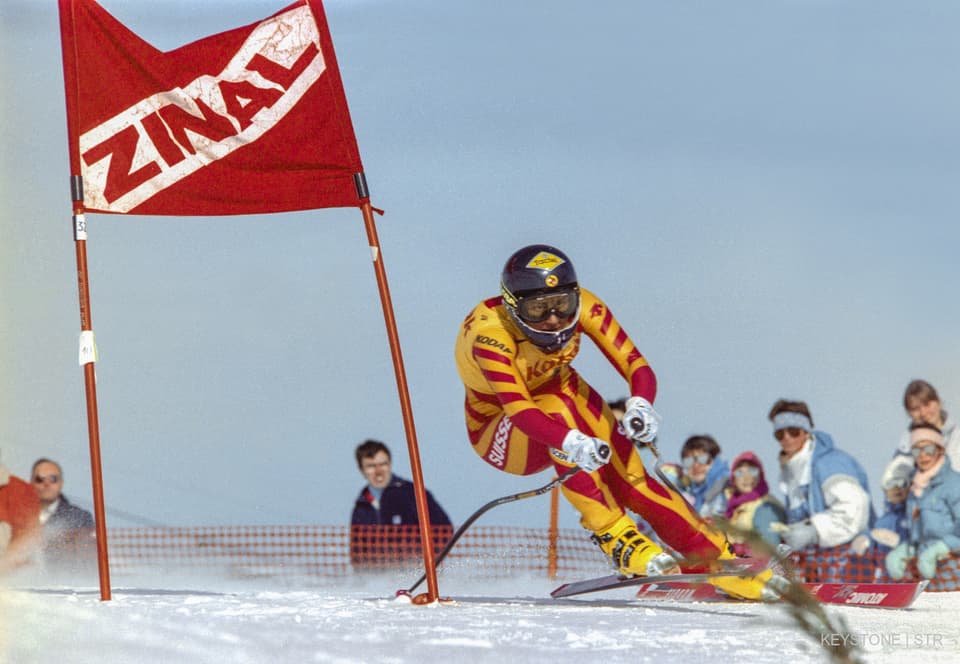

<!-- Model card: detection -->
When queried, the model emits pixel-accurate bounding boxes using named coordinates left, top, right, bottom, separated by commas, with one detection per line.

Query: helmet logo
left=525, top=251, right=566, bottom=271
left=545, top=274, right=559, bottom=287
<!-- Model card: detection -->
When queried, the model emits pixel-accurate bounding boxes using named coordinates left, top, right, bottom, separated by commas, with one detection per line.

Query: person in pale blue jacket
left=678, top=435, right=729, bottom=518
left=887, top=424, right=960, bottom=581
left=768, top=399, right=874, bottom=552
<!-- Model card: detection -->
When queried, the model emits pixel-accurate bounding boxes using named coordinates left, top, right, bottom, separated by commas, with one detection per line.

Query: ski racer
left=454, top=244, right=780, bottom=600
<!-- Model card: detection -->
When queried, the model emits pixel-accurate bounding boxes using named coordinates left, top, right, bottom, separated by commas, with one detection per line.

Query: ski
left=550, top=556, right=774, bottom=599
left=624, top=579, right=927, bottom=609
left=551, top=569, right=757, bottom=599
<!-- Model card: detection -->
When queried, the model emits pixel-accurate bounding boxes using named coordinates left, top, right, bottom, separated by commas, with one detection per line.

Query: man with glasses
left=0, top=453, right=41, bottom=574
left=768, top=399, right=873, bottom=557
left=349, top=440, right=451, bottom=568
left=31, top=458, right=95, bottom=570
left=454, top=244, right=783, bottom=601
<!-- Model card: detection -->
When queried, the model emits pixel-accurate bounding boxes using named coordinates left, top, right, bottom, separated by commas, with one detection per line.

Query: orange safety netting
left=94, top=526, right=960, bottom=590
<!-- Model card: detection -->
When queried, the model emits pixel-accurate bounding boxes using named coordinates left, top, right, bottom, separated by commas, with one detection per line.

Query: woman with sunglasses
left=886, top=424, right=960, bottom=582
left=769, top=399, right=873, bottom=562
left=723, top=451, right=785, bottom=556
left=678, top=435, right=729, bottom=519
left=454, top=244, right=783, bottom=601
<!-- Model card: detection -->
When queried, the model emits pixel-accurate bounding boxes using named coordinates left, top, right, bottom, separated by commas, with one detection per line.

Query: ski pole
left=400, top=464, right=582, bottom=597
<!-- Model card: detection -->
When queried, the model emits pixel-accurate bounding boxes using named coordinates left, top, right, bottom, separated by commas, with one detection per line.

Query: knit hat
left=910, top=425, right=944, bottom=448
left=880, top=461, right=913, bottom=490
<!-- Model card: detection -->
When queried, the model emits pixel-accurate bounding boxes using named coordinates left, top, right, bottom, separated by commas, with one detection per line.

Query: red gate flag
left=58, top=0, right=364, bottom=215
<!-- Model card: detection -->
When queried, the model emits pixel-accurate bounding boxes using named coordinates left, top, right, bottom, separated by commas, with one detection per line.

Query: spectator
left=31, top=458, right=95, bottom=569
left=723, top=451, right=786, bottom=555
left=854, top=462, right=911, bottom=555
left=0, top=453, right=41, bottom=575
left=886, top=424, right=960, bottom=580
left=349, top=440, right=452, bottom=567
left=769, top=399, right=873, bottom=552
left=886, top=380, right=960, bottom=481
left=678, top=435, right=729, bottom=518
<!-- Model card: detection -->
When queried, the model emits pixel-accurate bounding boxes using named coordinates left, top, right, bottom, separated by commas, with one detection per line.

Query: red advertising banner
left=58, top=0, right=364, bottom=215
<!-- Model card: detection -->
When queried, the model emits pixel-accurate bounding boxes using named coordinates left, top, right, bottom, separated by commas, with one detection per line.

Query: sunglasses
left=733, top=466, right=760, bottom=480
left=911, top=443, right=941, bottom=459
left=774, top=427, right=806, bottom=442
left=682, top=452, right=712, bottom=468
left=33, top=474, right=61, bottom=484
left=516, top=289, right=578, bottom=323
left=883, top=478, right=910, bottom=491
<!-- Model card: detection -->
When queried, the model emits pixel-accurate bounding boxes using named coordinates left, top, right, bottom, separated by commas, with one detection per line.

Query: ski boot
left=591, top=515, right=680, bottom=577
left=707, top=546, right=789, bottom=601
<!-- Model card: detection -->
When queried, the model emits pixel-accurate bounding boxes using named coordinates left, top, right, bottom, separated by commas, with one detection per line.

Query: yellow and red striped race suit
left=454, top=287, right=728, bottom=563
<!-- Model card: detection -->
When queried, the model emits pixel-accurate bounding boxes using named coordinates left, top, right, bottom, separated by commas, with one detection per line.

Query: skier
left=454, top=244, right=780, bottom=600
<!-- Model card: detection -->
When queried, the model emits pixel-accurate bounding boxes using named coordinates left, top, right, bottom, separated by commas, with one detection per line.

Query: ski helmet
left=500, top=244, right=580, bottom=351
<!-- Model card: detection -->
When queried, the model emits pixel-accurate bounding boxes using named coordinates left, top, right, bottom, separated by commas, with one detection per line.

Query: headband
left=910, top=426, right=944, bottom=448
left=771, top=411, right=812, bottom=433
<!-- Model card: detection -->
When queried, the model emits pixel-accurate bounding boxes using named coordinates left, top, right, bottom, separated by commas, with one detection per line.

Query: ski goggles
left=882, top=477, right=910, bottom=490
left=774, top=427, right=806, bottom=442
left=733, top=465, right=760, bottom=480
left=681, top=452, right=712, bottom=468
left=911, top=443, right=941, bottom=459
left=515, top=289, right=579, bottom=323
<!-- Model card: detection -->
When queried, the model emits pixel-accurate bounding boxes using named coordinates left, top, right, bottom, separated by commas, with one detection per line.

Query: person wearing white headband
left=768, top=399, right=874, bottom=569
left=886, top=423, right=960, bottom=581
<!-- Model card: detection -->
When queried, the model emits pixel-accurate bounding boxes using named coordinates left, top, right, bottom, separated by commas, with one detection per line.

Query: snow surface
left=4, top=569, right=959, bottom=664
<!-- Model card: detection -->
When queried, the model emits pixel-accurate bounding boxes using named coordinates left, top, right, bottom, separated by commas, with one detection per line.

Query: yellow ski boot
left=707, top=547, right=786, bottom=601
left=591, top=515, right=680, bottom=576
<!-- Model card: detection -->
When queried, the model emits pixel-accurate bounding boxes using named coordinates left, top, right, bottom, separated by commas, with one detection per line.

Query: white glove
left=561, top=429, right=611, bottom=472
left=621, top=396, right=661, bottom=443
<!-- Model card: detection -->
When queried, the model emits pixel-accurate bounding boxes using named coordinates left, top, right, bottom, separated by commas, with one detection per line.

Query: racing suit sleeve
left=578, top=288, right=657, bottom=402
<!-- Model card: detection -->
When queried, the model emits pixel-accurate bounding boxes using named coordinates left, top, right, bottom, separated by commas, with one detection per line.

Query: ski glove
left=885, top=542, right=914, bottom=580
left=561, top=429, right=611, bottom=472
left=780, top=521, right=818, bottom=551
left=917, top=539, right=950, bottom=579
left=620, top=396, right=661, bottom=443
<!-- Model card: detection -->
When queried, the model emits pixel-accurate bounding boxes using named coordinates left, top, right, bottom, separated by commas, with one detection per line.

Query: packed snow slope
left=4, top=572, right=959, bottom=664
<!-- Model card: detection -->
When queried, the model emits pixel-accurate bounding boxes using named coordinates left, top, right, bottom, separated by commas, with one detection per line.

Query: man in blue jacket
left=768, top=400, right=874, bottom=552
left=349, top=440, right=451, bottom=568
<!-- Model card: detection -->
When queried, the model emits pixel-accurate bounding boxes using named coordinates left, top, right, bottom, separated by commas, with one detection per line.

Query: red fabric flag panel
left=58, top=0, right=364, bottom=215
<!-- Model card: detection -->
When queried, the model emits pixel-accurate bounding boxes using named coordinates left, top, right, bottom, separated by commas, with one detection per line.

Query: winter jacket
left=42, top=495, right=96, bottom=568
left=683, top=457, right=730, bottom=518
left=907, top=461, right=960, bottom=553
left=349, top=475, right=452, bottom=567
left=779, top=430, right=874, bottom=547
left=350, top=475, right=451, bottom=527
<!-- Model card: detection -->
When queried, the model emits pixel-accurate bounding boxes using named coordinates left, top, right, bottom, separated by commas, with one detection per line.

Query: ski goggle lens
left=682, top=452, right=712, bottom=468
left=733, top=465, right=760, bottom=480
left=516, top=290, right=578, bottom=323
left=911, top=443, right=940, bottom=459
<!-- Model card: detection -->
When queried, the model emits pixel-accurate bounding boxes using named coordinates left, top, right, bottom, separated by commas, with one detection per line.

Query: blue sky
left=2, top=0, right=959, bottom=533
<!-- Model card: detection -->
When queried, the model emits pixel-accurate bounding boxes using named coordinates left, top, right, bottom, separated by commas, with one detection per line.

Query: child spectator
left=886, top=424, right=960, bottom=580
left=723, top=452, right=785, bottom=556
left=678, top=435, right=729, bottom=518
